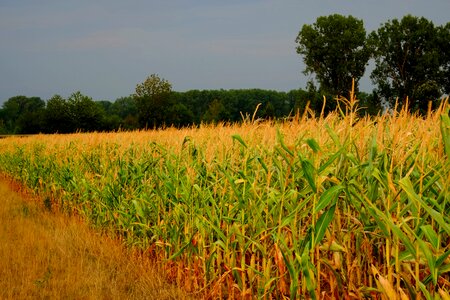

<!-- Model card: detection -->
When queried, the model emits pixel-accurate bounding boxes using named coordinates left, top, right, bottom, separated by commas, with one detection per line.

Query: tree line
left=0, top=88, right=379, bottom=134
left=1, top=14, right=448, bottom=134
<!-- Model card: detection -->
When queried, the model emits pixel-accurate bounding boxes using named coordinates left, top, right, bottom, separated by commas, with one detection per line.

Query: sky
left=1, top=0, right=449, bottom=104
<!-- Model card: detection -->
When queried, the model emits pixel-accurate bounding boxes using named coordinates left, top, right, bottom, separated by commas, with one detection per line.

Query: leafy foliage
left=1, top=96, right=45, bottom=134
left=133, top=74, right=173, bottom=128
left=296, top=14, right=370, bottom=96
left=369, top=15, right=449, bottom=110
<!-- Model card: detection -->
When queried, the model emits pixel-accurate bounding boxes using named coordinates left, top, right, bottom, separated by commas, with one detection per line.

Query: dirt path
left=0, top=178, right=189, bottom=299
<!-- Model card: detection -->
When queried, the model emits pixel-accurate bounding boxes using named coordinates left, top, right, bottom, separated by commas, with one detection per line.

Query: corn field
left=0, top=91, right=449, bottom=299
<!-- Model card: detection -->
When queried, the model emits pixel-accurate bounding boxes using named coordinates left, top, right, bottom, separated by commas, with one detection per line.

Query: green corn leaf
left=232, top=268, right=243, bottom=290
left=306, top=138, right=320, bottom=153
left=437, top=263, right=450, bottom=277
left=420, top=225, right=439, bottom=250
left=364, top=199, right=417, bottom=257
left=436, top=249, right=450, bottom=269
left=314, top=204, right=336, bottom=247
left=415, top=236, right=437, bottom=285
left=301, top=159, right=316, bottom=193
left=318, top=148, right=343, bottom=175
left=279, top=214, right=295, bottom=229
left=440, top=107, right=450, bottom=157
left=257, top=156, right=268, bottom=173
left=168, top=238, right=192, bottom=261
left=400, top=177, right=450, bottom=235
left=214, top=240, right=227, bottom=251
left=300, top=248, right=317, bottom=300
left=132, top=199, right=145, bottom=219
left=417, top=280, right=433, bottom=300
left=365, top=206, right=390, bottom=237
left=325, top=124, right=341, bottom=147
left=389, top=222, right=417, bottom=260
left=278, top=239, right=299, bottom=299
left=201, top=217, right=227, bottom=243
left=231, top=134, right=247, bottom=148
left=314, top=185, right=343, bottom=214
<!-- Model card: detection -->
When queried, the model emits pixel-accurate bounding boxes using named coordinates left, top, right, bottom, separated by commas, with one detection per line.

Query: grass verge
left=0, top=177, right=189, bottom=300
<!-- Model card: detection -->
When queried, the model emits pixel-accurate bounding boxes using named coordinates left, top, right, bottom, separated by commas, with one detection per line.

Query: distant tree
left=44, top=95, right=72, bottom=133
left=0, top=118, right=7, bottom=134
left=166, top=102, right=194, bottom=127
left=1, top=96, right=45, bottom=133
left=101, top=114, right=122, bottom=131
left=110, top=96, right=139, bottom=130
left=122, top=115, right=139, bottom=130
left=67, top=91, right=105, bottom=132
left=133, top=74, right=172, bottom=128
left=368, top=15, right=449, bottom=111
left=96, top=100, right=113, bottom=114
left=203, top=99, right=229, bottom=123
left=111, top=96, right=138, bottom=120
left=296, top=14, right=370, bottom=96
left=261, top=101, right=275, bottom=119
left=93, top=101, right=121, bottom=131
left=17, top=109, right=45, bottom=134
left=287, top=89, right=310, bottom=115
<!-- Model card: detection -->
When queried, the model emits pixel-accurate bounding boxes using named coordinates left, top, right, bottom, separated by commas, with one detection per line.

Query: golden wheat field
left=0, top=93, right=449, bottom=299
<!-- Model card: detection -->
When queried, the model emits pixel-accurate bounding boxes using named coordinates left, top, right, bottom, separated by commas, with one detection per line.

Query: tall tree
left=133, top=74, right=172, bottom=128
left=296, top=14, right=370, bottom=96
left=369, top=15, right=448, bottom=110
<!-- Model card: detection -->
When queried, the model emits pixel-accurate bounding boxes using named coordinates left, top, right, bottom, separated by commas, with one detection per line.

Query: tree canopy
left=369, top=15, right=449, bottom=110
left=133, top=74, right=173, bottom=128
left=296, top=14, right=370, bottom=96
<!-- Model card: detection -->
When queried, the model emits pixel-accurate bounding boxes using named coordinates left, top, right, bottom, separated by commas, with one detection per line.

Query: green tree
left=1, top=96, right=45, bottom=133
left=369, top=15, right=449, bottom=110
left=110, top=96, right=139, bottom=130
left=111, top=97, right=138, bottom=119
left=166, top=102, right=194, bottom=128
left=0, top=119, right=6, bottom=134
left=296, top=14, right=370, bottom=96
left=67, top=91, right=105, bottom=132
left=133, top=74, right=172, bottom=128
left=261, top=101, right=275, bottom=119
left=203, top=99, right=229, bottom=123
left=44, top=95, right=72, bottom=133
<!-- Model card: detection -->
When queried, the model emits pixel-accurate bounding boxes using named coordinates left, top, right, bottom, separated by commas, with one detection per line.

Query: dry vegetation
left=0, top=89, right=449, bottom=299
left=0, top=178, right=188, bottom=300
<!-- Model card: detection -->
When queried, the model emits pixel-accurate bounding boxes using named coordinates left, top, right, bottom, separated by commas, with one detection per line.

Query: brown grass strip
left=0, top=178, right=190, bottom=300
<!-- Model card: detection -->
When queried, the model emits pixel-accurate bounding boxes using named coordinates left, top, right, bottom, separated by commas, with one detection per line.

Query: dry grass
left=0, top=178, right=189, bottom=300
